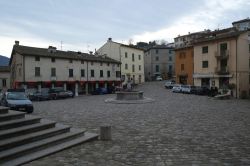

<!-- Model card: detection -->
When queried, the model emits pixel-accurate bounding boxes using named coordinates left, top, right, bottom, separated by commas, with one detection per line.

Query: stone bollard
left=100, top=126, right=112, bottom=141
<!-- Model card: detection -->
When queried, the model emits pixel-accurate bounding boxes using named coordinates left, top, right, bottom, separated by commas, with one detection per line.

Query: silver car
left=172, top=84, right=183, bottom=93
left=1, top=92, right=33, bottom=113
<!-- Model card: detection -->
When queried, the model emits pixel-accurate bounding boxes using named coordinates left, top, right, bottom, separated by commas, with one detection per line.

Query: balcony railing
left=214, top=50, right=229, bottom=60
left=215, top=66, right=229, bottom=74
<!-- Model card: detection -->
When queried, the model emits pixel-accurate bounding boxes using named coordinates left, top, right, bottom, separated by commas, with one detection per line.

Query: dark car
left=195, top=86, right=211, bottom=95
left=29, top=91, right=50, bottom=101
left=48, top=88, right=68, bottom=99
left=91, top=88, right=108, bottom=95
left=1, top=91, right=33, bottom=113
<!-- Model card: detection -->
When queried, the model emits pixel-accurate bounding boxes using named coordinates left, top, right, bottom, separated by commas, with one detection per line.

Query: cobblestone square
left=26, top=82, right=250, bottom=166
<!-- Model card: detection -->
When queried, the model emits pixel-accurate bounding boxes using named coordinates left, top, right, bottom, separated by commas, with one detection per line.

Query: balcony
left=214, top=50, right=229, bottom=60
left=215, top=66, right=229, bottom=75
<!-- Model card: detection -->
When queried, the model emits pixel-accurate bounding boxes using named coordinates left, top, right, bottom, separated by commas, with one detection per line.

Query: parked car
left=29, top=91, right=50, bottom=101
left=0, top=91, right=33, bottom=113
left=181, top=85, right=197, bottom=94
left=91, top=88, right=108, bottom=95
left=164, top=80, right=176, bottom=89
left=195, top=86, right=211, bottom=95
left=190, top=86, right=199, bottom=94
left=156, top=76, right=163, bottom=81
left=172, top=84, right=183, bottom=93
left=65, top=90, right=74, bottom=98
left=48, top=88, right=68, bottom=99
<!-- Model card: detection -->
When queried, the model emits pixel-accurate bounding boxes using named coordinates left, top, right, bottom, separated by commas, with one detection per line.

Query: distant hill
left=0, top=55, right=10, bottom=66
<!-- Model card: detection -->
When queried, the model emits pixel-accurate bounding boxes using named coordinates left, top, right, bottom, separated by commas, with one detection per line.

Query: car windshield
left=7, top=92, right=28, bottom=100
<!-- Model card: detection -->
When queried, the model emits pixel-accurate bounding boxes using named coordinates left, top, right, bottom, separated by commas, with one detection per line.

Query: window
left=69, top=59, right=73, bottom=63
left=117, top=64, right=120, bottom=67
left=100, top=62, right=103, bottom=66
left=69, top=69, right=73, bottom=77
left=91, top=62, right=94, bottom=65
left=35, top=67, right=40, bottom=76
left=169, top=56, right=172, bottom=61
left=100, top=70, right=103, bottom=77
left=169, top=50, right=172, bottom=54
left=81, top=69, right=85, bottom=77
left=156, top=49, right=159, bottom=54
left=116, top=71, right=121, bottom=78
left=169, top=65, right=172, bottom=72
left=35, top=56, right=40, bottom=61
left=51, top=57, right=55, bottom=63
left=180, top=52, right=186, bottom=58
left=107, top=71, right=111, bottom=78
left=249, top=44, right=250, bottom=53
left=249, top=74, right=250, bottom=84
left=139, top=65, right=141, bottom=71
left=181, top=64, right=184, bottom=71
left=51, top=68, right=56, bottom=77
left=81, top=60, right=84, bottom=64
left=125, top=64, right=128, bottom=70
left=202, top=61, right=208, bottom=68
left=155, top=65, right=159, bottom=72
left=132, top=65, right=135, bottom=72
left=202, top=46, right=208, bottom=53
left=132, top=53, right=135, bottom=61
left=125, top=52, right=128, bottom=58
left=91, top=70, right=95, bottom=77
left=19, top=68, right=22, bottom=76
left=155, top=56, right=159, bottom=61
left=107, top=63, right=110, bottom=66
left=2, top=79, right=6, bottom=87
left=138, top=55, right=141, bottom=60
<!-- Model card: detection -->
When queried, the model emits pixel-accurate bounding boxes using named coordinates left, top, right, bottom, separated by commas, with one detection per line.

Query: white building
left=97, top=38, right=145, bottom=84
left=0, top=66, right=10, bottom=91
left=232, top=18, right=250, bottom=31
left=9, top=41, right=121, bottom=95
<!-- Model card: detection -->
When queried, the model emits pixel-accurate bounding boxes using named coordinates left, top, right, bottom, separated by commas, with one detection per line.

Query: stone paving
left=25, top=82, right=250, bottom=166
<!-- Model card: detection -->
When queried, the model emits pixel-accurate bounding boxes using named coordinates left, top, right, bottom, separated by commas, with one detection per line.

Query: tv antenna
left=60, top=41, right=63, bottom=50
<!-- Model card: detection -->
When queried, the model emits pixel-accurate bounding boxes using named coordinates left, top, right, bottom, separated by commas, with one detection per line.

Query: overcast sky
left=0, top=0, right=249, bottom=57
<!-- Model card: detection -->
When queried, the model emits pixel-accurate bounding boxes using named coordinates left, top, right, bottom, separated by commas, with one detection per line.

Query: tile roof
left=11, top=45, right=121, bottom=64
left=232, top=18, right=250, bottom=24
left=192, top=28, right=247, bottom=44
left=0, top=66, right=10, bottom=72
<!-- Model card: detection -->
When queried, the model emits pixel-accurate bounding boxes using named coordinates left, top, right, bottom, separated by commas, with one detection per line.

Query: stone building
left=193, top=28, right=250, bottom=98
left=9, top=41, right=121, bottom=95
left=144, top=45, right=175, bottom=81
left=0, top=66, right=10, bottom=91
left=97, top=38, right=145, bottom=84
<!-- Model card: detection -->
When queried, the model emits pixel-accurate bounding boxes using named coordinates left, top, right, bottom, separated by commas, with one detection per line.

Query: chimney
left=15, top=41, right=19, bottom=45
left=108, top=38, right=112, bottom=42
left=48, top=46, right=57, bottom=53
left=89, top=51, right=93, bottom=55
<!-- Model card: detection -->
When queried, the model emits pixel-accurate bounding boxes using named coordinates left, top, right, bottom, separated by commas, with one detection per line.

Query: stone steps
left=0, top=106, right=98, bottom=166
left=0, top=110, right=25, bottom=122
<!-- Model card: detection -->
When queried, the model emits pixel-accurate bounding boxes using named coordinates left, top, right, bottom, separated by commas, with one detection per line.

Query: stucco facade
left=193, top=30, right=250, bottom=98
left=10, top=42, right=121, bottom=95
left=175, top=47, right=194, bottom=85
left=97, top=39, right=145, bottom=84
left=144, top=46, right=175, bottom=81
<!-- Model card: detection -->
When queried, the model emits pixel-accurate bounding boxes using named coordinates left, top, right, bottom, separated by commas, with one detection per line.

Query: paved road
left=26, top=82, right=250, bottom=166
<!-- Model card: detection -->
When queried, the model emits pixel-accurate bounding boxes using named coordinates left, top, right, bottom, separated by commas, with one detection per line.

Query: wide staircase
left=0, top=106, right=98, bottom=166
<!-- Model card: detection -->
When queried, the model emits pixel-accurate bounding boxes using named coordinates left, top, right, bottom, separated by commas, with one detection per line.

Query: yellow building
left=193, top=28, right=250, bottom=98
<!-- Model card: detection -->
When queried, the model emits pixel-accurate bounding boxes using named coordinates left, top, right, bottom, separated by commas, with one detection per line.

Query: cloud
left=131, top=0, right=250, bottom=43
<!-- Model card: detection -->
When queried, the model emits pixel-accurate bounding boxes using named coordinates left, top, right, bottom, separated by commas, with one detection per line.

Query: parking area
left=26, top=81, right=250, bottom=166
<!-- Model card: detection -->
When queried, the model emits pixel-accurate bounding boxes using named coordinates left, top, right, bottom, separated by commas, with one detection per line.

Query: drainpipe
left=236, top=38, right=238, bottom=98
left=86, top=61, right=89, bottom=94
